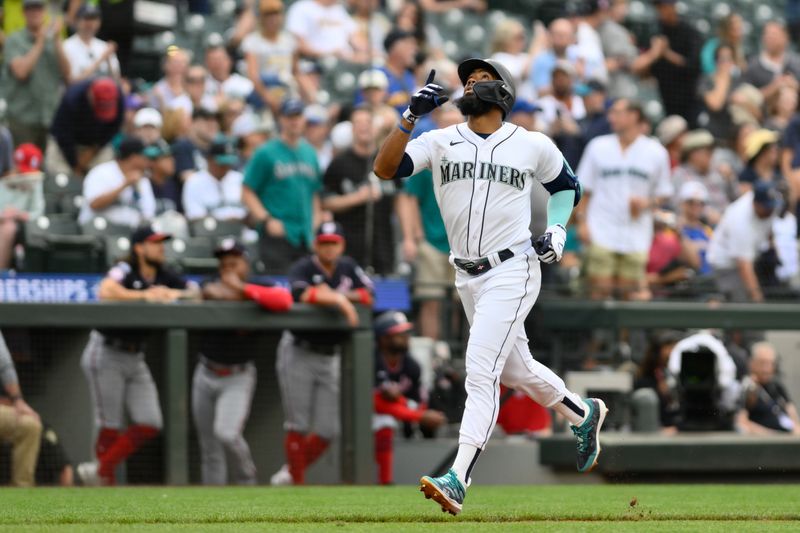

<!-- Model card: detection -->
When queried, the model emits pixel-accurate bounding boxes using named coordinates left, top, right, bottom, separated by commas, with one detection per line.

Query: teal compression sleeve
left=546, top=189, right=576, bottom=228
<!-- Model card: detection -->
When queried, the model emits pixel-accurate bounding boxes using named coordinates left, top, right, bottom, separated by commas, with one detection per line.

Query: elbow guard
left=543, top=161, right=582, bottom=206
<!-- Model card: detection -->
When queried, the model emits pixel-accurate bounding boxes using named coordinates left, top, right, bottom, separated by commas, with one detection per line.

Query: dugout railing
left=3, top=300, right=800, bottom=484
left=0, top=302, right=374, bottom=485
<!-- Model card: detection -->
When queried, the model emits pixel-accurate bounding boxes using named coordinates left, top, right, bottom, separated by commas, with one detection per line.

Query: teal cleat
left=571, top=398, right=608, bottom=473
left=419, top=468, right=466, bottom=516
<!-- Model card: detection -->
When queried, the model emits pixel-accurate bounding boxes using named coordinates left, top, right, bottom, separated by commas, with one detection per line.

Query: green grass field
left=1, top=485, right=799, bottom=532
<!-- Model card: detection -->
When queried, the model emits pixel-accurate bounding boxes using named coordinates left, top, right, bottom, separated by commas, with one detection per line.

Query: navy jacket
left=50, top=79, right=124, bottom=168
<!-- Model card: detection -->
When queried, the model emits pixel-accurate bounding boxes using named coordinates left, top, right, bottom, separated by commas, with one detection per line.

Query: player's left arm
left=533, top=138, right=582, bottom=264
left=343, top=261, right=375, bottom=307
left=161, top=272, right=202, bottom=301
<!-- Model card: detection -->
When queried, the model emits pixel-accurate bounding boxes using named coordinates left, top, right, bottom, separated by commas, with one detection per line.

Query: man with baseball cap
left=47, top=77, right=124, bottom=177
left=183, top=134, right=247, bottom=222
left=372, top=310, right=446, bottom=484
left=193, top=238, right=291, bottom=485
left=676, top=181, right=714, bottom=276
left=77, top=224, right=199, bottom=485
left=322, top=105, right=396, bottom=275
left=62, top=3, right=120, bottom=83
left=708, top=181, right=780, bottom=302
left=539, top=59, right=587, bottom=167
left=78, top=136, right=156, bottom=228
left=271, top=220, right=374, bottom=485
left=4, top=0, right=70, bottom=151
left=243, top=98, right=323, bottom=274
left=0, top=143, right=45, bottom=270
left=143, top=139, right=180, bottom=213
left=671, top=129, right=730, bottom=224
left=132, top=108, right=163, bottom=145
left=380, top=29, right=419, bottom=113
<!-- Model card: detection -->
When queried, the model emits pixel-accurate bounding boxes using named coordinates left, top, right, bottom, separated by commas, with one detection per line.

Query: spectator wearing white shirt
left=242, top=0, right=303, bottom=114
left=168, top=65, right=219, bottom=116
left=707, top=182, right=781, bottom=302
left=62, top=4, right=120, bottom=84
left=489, top=18, right=546, bottom=93
left=204, top=44, right=254, bottom=105
left=79, top=137, right=156, bottom=228
left=286, top=0, right=358, bottom=60
left=576, top=98, right=674, bottom=300
left=537, top=61, right=586, bottom=168
left=149, top=47, right=191, bottom=111
left=182, top=135, right=247, bottom=222
left=573, top=0, right=608, bottom=86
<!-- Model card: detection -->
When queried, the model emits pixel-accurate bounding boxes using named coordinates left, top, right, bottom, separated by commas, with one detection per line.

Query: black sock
left=562, top=397, right=585, bottom=419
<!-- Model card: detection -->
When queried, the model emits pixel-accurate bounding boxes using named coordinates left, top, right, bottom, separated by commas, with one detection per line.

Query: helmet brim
left=458, top=58, right=502, bottom=87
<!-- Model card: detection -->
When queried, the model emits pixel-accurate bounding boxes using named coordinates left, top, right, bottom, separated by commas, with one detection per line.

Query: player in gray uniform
left=194, top=238, right=292, bottom=485
left=271, top=221, right=374, bottom=485
left=375, top=60, right=607, bottom=514
left=77, top=226, right=200, bottom=485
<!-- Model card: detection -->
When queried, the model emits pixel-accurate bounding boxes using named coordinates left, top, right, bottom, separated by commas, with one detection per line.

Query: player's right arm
left=98, top=264, right=173, bottom=302
left=374, top=70, right=448, bottom=180
left=98, top=277, right=173, bottom=302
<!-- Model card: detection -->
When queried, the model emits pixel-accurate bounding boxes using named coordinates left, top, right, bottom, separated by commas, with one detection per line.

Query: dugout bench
left=0, top=302, right=374, bottom=485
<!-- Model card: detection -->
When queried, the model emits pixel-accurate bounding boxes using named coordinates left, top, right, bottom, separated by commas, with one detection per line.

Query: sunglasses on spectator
left=186, top=77, right=205, bottom=84
left=260, top=9, right=283, bottom=16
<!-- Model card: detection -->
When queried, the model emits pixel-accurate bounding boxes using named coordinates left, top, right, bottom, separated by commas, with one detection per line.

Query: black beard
left=455, top=92, right=495, bottom=117
left=144, top=256, right=163, bottom=268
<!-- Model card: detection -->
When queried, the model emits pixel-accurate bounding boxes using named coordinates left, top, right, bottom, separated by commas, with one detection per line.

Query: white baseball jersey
left=577, top=134, right=673, bottom=254
left=405, top=122, right=564, bottom=260
left=707, top=191, right=773, bottom=270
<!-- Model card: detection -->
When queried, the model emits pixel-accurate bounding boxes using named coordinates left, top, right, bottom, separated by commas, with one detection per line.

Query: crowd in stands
left=0, top=0, right=799, bottom=312
left=5, top=0, right=800, bottom=485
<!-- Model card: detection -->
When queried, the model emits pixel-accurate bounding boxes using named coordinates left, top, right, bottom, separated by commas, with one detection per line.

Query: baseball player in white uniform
left=374, top=59, right=608, bottom=515
left=576, top=98, right=674, bottom=299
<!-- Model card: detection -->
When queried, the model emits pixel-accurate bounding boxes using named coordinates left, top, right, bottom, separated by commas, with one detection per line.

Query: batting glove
left=404, top=69, right=449, bottom=123
left=533, top=224, right=567, bottom=264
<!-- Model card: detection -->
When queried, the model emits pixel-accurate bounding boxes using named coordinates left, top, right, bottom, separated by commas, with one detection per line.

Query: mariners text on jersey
left=404, top=122, right=566, bottom=259
left=439, top=157, right=527, bottom=191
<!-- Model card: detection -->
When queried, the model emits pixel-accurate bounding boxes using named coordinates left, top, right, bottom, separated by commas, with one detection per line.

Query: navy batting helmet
left=457, top=58, right=516, bottom=119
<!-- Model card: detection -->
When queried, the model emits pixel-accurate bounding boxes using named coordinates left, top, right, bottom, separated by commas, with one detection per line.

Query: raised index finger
left=425, top=69, right=436, bottom=85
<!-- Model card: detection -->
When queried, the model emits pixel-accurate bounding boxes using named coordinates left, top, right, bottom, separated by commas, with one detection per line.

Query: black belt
left=453, top=249, right=514, bottom=276
left=104, top=337, right=145, bottom=353
left=293, top=338, right=341, bottom=355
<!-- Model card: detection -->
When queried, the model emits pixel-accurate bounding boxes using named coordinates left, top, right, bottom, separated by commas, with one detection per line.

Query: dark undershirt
left=393, top=132, right=492, bottom=179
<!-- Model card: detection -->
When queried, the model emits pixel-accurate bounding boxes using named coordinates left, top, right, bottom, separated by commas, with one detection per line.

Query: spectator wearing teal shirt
left=243, top=99, right=322, bottom=274
left=397, top=169, right=452, bottom=340
left=699, top=13, right=746, bottom=75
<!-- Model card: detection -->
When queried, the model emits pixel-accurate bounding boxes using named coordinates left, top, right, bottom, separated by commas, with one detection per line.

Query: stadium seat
left=190, top=217, right=246, bottom=240
left=81, top=217, right=132, bottom=238
left=166, top=237, right=217, bottom=274
left=103, top=235, right=132, bottom=267
left=42, top=172, right=82, bottom=216
left=22, top=215, right=102, bottom=273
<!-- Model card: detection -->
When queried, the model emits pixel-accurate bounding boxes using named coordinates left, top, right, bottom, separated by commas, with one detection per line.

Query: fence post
left=340, top=328, right=375, bottom=484
left=164, top=328, right=189, bottom=485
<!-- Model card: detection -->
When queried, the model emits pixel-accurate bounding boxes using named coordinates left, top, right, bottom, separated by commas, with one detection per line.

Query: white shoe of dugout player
left=77, top=461, right=101, bottom=487
left=270, top=464, right=293, bottom=486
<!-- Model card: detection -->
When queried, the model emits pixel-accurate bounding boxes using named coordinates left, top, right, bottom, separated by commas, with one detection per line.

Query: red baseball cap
left=90, top=77, right=119, bottom=122
left=14, top=143, right=43, bottom=173
left=316, top=221, right=346, bottom=243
